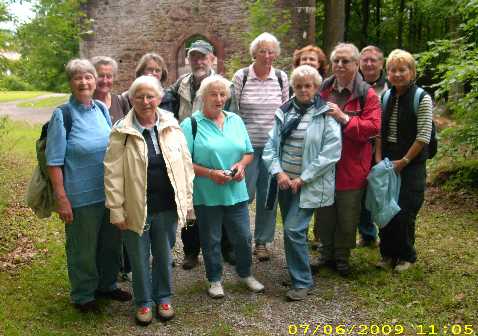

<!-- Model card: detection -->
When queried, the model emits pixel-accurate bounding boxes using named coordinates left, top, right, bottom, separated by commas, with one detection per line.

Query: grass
left=0, top=120, right=477, bottom=335
left=17, top=95, right=68, bottom=108
left=0, top=91, right=49, bottom=102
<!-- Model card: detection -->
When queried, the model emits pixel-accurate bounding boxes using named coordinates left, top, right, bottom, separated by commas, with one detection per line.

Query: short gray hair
left=90, top=56, right=118, bottom=76
left=249, top=32, right=281, bottom=59
left=65, top=59, right=97, bottom=80
left=135, top=52, right=168, bottom=84
left=360, top=45, right=384, bottom=61
left=290, top=65, right=323, bottom=88
left=128, top=75, right=164, bottom=101
left=196, top=75, right=231, bottom=100
left=330, top=43, right=360, bottom=63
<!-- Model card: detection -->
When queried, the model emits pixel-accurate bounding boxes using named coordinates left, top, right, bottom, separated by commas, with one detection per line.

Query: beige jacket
left=104, top=108, right=194, bottom=235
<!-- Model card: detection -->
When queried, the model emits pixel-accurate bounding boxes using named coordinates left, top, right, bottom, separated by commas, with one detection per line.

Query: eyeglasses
left=332, top=58, right=353, bottom=65
left=257, top=49, right=276, bottom=56
left=144, top=67, right=162, bottom=74
left=134, top=95, right=157, bottom=102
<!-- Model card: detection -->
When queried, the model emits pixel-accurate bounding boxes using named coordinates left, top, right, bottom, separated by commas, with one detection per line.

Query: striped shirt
left=233, top=65, right=289, bottom=147
left=386, top=94, right=433, bottom=143
left=281, top=108, right=314, bottom=178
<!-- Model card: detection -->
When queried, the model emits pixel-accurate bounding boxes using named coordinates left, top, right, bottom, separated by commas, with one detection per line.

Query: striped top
left=233, top=64, right=289, bottom=147
left=386, top=94, right=432, bottom=144
left=281, top=107, right=314, bottom=178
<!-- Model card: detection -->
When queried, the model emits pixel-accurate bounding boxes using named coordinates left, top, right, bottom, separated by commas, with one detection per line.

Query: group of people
left=44, top=31, right=433, bottom=326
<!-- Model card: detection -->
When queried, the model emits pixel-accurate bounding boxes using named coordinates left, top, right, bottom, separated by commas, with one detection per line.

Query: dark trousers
left=358, top=192, right=378, bottom=241
left=379, top=162, right=426, bottom=263
left=181, top=220, right=232, bottom=257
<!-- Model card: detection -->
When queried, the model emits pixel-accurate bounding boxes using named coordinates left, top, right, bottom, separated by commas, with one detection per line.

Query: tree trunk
left=307, top=0, right=316, bottom=45
left=344, top=0, right=351, bottom=41
left=397, top=0, right=405, bottom=48
left=375, top=0, right=381, bottom=43
left=324, top=0, right=345, bottom=55
left=361, top=0, right=370, bottom=48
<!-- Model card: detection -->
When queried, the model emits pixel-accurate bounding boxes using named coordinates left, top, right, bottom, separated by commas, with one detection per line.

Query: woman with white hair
left=263, top=65, right=342, bottom=301
left=104, top=75, right=194, bottom=325
left=181, top=75, right=265, bottom=299
left=232, top=32, right=289, bottom=262
left=46, top=59, right=131, bottom=313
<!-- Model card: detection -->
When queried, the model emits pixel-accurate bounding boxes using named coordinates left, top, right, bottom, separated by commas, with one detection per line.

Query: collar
left=361, top=70, right=387, bottom=87
left=69, top=95, right=95, bottom=111
left=249, top=64, right=277, bottom=80
left=333, top=76, right=355, bottom=93
left=193, top=110, right=234, bottom=122
left=132, top=113, right=159, bottom=134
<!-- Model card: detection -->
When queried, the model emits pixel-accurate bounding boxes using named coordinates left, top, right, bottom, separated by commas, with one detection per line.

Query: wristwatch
left=342, top=114, right=350, bottom=125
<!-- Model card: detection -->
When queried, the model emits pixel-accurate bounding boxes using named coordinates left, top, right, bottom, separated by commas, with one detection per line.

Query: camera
left=223, top=168, right=238, bottom=177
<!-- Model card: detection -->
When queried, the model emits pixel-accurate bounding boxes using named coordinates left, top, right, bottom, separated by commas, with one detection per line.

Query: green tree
left=15, top=0, right=87, bottom=91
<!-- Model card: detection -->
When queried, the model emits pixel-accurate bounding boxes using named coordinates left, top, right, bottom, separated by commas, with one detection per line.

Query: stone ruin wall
left=81, top=0, right=312, bottom=92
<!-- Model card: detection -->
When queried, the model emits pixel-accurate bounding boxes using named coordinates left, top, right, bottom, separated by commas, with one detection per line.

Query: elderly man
left=314, top=43, right=381, bottom=276
left=168, top=40, right=236, bottom=270
left=356, top=45, right=388, bottom=248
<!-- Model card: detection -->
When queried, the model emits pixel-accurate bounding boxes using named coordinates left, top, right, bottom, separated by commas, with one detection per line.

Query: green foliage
left=15, top=0, right=88, bottom=92
left=245, top=0, right=291, bottom=43
left=0, top=74, right=34, bottom=91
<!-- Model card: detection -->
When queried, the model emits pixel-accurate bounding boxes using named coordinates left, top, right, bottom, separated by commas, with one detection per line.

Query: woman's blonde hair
left=386, top=49, right=416, bottom=80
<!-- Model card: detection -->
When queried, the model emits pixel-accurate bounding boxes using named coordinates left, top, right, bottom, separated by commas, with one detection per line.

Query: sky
left=0, top=1, right=36, bottom=31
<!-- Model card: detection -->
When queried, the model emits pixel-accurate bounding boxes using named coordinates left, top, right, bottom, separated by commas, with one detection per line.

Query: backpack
left=382, top=87, right=438, bottom=159
left=26, top=101, right=110, bottom=218
left=26, top=105, right=72, bottom=218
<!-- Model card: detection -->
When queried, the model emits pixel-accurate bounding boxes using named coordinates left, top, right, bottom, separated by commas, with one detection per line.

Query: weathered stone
left=80, top=0, right=311, bottom=91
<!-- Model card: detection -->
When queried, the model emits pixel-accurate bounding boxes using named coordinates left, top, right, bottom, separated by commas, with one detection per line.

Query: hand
left=276, top=172, right=291, bottom=190
left=290, top=177, right=304, bottom=194
left=210, top=169, right=233, bottom=185
left=326, top=102, right=349, bottom=125
left=112, top=220, right=128, bottom=231
left=392, top=159, right=407, bottom=174
left=56, top=194, right=73, bottom=224
left=230, top=162, right=246, bottom=182
left=186, top=208, right=196, bottom=220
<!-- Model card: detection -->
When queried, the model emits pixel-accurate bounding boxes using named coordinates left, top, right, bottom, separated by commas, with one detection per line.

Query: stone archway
left=174, top=33, right=225, bottom=79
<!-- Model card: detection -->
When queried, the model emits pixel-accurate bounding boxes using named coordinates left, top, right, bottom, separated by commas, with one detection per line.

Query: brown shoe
left=95, top=288, right=132, bottom=301
left=254, top=244, right=270, bottom=261
left=357, top=237, right=379, bottom=248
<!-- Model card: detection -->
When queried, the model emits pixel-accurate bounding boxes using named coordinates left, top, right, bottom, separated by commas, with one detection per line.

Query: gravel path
left=0, top=94, right=67, bottom=124
left=105, top=210, right=369, bottom=336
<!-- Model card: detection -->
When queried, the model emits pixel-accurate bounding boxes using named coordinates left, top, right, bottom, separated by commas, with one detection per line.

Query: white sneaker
left=394, top=261, right=412, bottom=272
left=208, top=281, right=224, bottom=298
left=240, top=276, right=265, bottom=293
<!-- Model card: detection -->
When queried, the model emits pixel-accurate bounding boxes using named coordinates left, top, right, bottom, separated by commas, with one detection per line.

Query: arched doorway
left=174, top=33, right=225, bottom=79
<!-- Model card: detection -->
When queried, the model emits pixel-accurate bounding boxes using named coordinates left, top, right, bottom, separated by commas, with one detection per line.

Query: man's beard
left=192, top=67, right=209, bottom=79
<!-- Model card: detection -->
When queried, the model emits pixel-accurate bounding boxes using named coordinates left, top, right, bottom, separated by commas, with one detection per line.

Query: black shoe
left=335, top=261, right=351, bottom=277
left=310, top=258, right=335, bottom=274
left=222, top=250, right=236, bottom=265
left=74, top=300, right=100, bottom=313
left=182, top=254, right=199, bottom=270
left=95, top=288, right=132, bottom=302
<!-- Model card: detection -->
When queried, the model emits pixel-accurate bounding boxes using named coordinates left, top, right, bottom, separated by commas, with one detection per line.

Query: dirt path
left=0, top=93, right=68, bottom=124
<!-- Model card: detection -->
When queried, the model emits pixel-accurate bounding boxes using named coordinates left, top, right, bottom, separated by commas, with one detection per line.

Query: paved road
left=0, top=94, right=68, bottom=124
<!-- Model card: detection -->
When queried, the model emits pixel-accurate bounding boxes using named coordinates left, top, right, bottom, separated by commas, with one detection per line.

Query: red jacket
left=320, top=75, right=381, bottom=190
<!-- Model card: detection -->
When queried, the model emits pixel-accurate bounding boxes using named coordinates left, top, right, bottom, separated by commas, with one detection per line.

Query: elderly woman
left=292, top=45, right=328, bottom=78
left=120, top=52, right=170, bottom=114
left=91, top=56, right=124, bottom=124
left=46, top=59, right=131, bottom=313
left=375, top=49, right=433, bottom=272
left=103, top=76, right=194, bottom=325
left=263, top=65, right=342, bottom=301
left=232, top=32, right=289, bottom=262
left=181, top=75, right=264, bottom=298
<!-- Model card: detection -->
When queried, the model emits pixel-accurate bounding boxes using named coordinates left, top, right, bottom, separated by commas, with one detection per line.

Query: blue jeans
left=278, top=190, right=315, bottom=289
left=195, top=201, right=252, bottom=282
left=245, top=147, right=277, bottom=245
left=65, top=202, right=121, bottom=304
left=123, top=210, right=177, bottom=308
